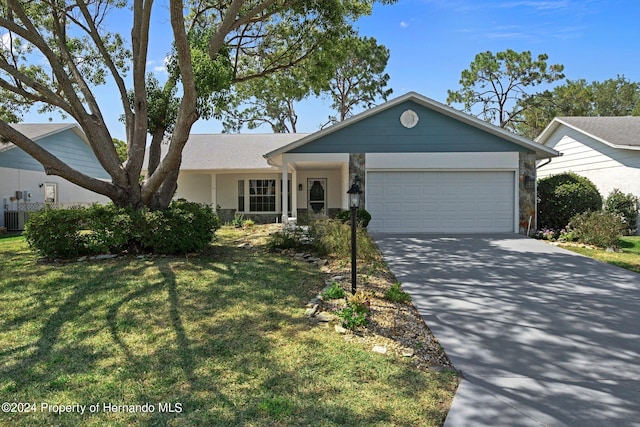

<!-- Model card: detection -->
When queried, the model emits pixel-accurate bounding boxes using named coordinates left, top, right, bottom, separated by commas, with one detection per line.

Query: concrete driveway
left=373, top=234, right=640, bottom=427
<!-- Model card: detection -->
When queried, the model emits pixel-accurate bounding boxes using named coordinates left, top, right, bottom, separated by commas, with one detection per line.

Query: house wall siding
left=538, top=126, right=640, bottom=198
left=289, top=101, right=531, bottom=154
left=0, top=167, right=109, bottom=228
left=176, top=173, right=212, bottom=204
left=0, top=129, right=110, bottom=179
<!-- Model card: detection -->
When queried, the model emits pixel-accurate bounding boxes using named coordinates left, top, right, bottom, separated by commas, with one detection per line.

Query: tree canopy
left=446, top=49, right=564, bottom=132
left=0, top=0, right=394, bottom=209
left=219, top=34, right=392, bottom=133
left=514, top=75, right=640, bottom=139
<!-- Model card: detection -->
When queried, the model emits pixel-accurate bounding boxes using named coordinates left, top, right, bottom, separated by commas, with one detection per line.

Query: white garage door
left=367, top=171, right=515, bottom=233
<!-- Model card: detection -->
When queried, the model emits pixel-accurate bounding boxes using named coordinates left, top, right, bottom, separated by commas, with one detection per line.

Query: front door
left=307, top=179, right=327, bottom=216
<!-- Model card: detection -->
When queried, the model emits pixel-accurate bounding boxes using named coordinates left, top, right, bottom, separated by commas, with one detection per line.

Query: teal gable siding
left=290, top=101, right=530, bottom=154
left=0, top=128, right=110, bottom=179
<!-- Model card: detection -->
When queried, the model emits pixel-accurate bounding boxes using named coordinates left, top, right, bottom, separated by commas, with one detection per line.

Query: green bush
left=538, top=172, right=602, bottom=230
left=266, top=229, right=306, bottom=251
left=604, top=189, right=640, bottom=235
left=309, top=219, right=378, bottom=260
left=336, top=208, right=372, bottom=228
left=24, top=207, right=86, bottom=259
left=384, top=282, right=412, bottom=303
left=84, top=204, right=139, bottom=253
left=334, top=291, right=372, bottom=330
left=569, top=210, right=625, bottom=248
left=322, top=282, right=345, bottom=299
left=24, top=200, right=220, bottom=259
left=141, top=200, right=220, bottom=254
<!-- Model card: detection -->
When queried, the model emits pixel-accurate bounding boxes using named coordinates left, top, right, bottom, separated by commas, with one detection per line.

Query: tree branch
left=0, top=121, right=118, bottom=198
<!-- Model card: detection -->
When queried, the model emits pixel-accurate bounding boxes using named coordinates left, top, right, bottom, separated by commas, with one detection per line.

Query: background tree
left=113, top=138, right=127, bottom=162
left=514, top=75, right=640, bottom=139
left=447, top=49, right=564, bottom=132
left=219, top=48, right=336, bottom=133
left=324, top=35, right=392, bottom=125
left=220, top=34, right=392, bottom=132
left=0, top=0, right=394, bottom=210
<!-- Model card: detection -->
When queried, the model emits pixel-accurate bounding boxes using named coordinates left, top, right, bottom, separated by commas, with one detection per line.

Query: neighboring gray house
left=536, top=117, right=640, bottom=200
left=172, top=92, right=559, bottom=234
left=0, top=123, right=109, bottom=229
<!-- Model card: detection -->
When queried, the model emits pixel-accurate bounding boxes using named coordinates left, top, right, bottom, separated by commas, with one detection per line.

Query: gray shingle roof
left=9, top=123, right=77, bottom=140
left=176, top=133, right=309, bottom=170
left=556, top=116, right=640, bottom=148
left=0, top=123, right=79, bottom=152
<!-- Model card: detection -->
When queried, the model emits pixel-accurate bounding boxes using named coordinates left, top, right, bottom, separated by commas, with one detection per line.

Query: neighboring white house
left=170, top=92, right=559, bottom=234
left=536, top=117, right=640, bottom=200
left=0, top=124, right=109, bottom=229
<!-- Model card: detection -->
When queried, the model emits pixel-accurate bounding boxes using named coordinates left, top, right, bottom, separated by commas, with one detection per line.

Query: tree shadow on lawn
left=1, top=243, right=452, bottom=426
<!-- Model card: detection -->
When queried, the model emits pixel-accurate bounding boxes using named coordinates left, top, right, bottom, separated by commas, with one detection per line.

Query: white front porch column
left=281, top=160, right=289, bottom=224
left=210, top=174, right=217, bottom=208
left=291, top=168, right=298, bottom=221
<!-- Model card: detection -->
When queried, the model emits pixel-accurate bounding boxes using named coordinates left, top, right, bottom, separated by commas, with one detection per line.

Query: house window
left=249, top=179, right=276, bottom=212
left=238, top=180, right=245, bottom=211
left=44, top=183, right=57, bottom=203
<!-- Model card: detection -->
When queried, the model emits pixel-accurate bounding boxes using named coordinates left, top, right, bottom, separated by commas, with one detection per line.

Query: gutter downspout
left=536, top=152, right=563, bottom=170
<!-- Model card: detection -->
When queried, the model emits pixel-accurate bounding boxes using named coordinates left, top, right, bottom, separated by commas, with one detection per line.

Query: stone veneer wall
left=519, top=152, right=537, bottom=235
left=217, top=209, right=281, bottom=224
left=349, top=153, right=366, bottom=207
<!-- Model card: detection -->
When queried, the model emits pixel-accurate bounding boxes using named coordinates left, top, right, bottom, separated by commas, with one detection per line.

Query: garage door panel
left=368, top=171, right=515, bottom=233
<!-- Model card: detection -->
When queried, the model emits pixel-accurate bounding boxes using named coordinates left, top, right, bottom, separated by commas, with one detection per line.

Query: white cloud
left=147, top=56, right=170, bottom=74
left=400, top=21, right=410, bottom=28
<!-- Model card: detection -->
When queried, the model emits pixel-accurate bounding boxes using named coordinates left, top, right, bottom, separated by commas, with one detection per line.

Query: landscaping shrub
left=266, top=229, right=307, bottom=251
left=384, top=282, right=412, bottom=303
left=24, top=207, right=86, bottom=259
left=538, top=172, right=602, bottom=230
left=336, top=208, right=372, bottom=228
left=322, top=282, right=345, bottom=299
left=309, top=218, right=378, bottom=260
left=569, top=210, right=625, bottom=248
left=141, top=200, right=220, bottom=254
left=604, top=189, right=640, bottom=235
left=84, top=204, right=140, bottom=253
left=334, top=291, right=373, bottom=330
left=24, top=200, right=220, bottom=259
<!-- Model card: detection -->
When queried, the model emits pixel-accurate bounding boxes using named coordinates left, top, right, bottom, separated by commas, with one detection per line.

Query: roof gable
left=0, top=124, right=109, bottom=178
left=537, top=117, right=640, bottom=150
left=267, top=92, right=559, bottom=160
left=1, top=123, right=84, bottom=153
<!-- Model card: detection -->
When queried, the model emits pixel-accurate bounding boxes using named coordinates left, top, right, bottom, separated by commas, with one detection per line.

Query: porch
left=173, top=153, right=352, bottom=224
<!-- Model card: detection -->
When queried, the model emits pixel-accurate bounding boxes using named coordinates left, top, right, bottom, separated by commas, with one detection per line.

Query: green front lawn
left=0, top=227, right=457, bottom=426
left=561, top=236, right=640, bottom=274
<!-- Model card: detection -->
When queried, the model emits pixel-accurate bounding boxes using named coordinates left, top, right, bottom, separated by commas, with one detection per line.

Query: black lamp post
left=347, top=175, right=362, bottom=295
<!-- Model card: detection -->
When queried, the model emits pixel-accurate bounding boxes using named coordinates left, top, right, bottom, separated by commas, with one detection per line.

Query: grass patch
left=0, top=227, right=457, bottom=426
left=560, top=236, right=640, bottom=274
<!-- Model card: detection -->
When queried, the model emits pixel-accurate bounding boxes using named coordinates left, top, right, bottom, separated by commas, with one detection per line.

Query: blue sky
left=22, top=0, right=640, bottom=140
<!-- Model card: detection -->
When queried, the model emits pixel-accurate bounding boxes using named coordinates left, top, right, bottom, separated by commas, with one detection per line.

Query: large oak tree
left=0, top=0, right=393, bottom=209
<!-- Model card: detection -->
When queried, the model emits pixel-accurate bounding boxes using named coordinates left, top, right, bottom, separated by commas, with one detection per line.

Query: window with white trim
left=249, top=179, right=276, bottom=212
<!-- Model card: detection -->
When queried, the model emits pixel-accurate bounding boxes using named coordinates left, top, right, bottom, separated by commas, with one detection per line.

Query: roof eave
left=537, top=118, right=640, bottom=151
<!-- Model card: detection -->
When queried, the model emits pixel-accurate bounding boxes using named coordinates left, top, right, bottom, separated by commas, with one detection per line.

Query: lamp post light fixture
left=347, top=175, right=362, bottom=295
